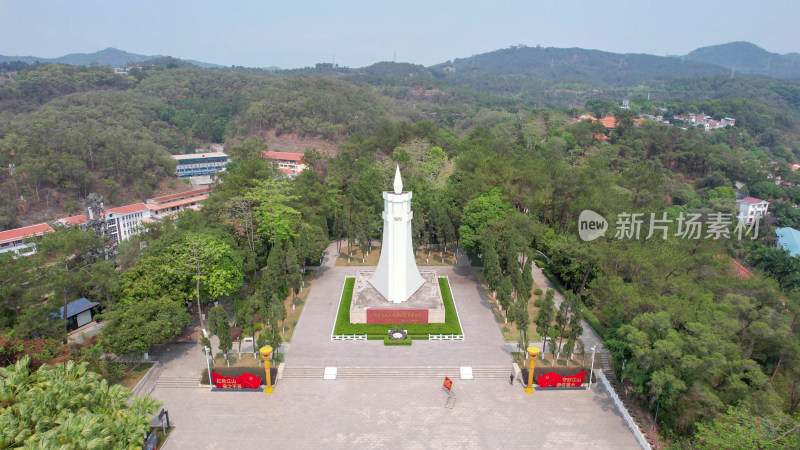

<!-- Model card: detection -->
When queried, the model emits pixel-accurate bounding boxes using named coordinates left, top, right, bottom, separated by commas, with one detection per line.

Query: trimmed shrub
left=384, top=337, right=412, bottom=346
left=534, top=299, right=543, bottom=307
left=534, top=288, right=543, bottom=296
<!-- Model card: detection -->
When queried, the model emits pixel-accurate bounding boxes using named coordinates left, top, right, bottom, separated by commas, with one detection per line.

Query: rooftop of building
left=58, top=297, right=100, bottom=319
left=740, top=196, right=768, bottom=205
left=147, top=194, right=209, bottom=212
left=776, top=227, right=800, bottom=257
left=0, top=223, right=54, bottom=245
left=262, top=151, right=304, bottom=161
left=104, top=203, right=148, bottom=216
left=57, top=214, right=89, bottom=226
left=147, top=187, right=209, bottom=204
left=172, top=152, right=229, bottom=161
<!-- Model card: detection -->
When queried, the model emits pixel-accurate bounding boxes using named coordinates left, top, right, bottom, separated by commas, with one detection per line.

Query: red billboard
left=366, top=309, right=429, bottom=324
left=537, top=371, right=587, bottom=388
left=211, top=372, right=262, bottom=389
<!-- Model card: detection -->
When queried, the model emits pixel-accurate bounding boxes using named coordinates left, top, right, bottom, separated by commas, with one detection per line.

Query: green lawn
left=332, top=277, right=462, bottom=338
left=118, top=362, right=154, bottom=390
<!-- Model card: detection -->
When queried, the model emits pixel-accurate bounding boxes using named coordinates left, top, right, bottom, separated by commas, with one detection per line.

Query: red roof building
left=262, top=151, right=306, bottom=175
left=0, top=223, right=54, bottom=257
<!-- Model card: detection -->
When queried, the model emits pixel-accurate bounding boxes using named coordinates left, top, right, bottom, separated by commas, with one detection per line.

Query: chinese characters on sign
left=366, top=309, right=429, bottom=324
left=536, top=371, right=587, bottom=388
left=578, top=210, right=760, bottom=242
left=211, top=372, right=262, bottom=389
left=443, top=377, right=453, bottom=391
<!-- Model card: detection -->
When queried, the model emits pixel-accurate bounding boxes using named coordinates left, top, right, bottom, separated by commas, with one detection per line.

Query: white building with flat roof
left=103, top=203, right=151, bottom=242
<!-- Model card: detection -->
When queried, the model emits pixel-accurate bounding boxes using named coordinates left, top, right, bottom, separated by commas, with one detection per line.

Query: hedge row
left=383, top=337, right=413, bottom=345
left=333, top=277, right=462, bottom=337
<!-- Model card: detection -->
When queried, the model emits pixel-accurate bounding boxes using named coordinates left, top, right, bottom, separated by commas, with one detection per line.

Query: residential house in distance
left=0, top=223, right=54, bottom=257
left=776, top=227, right=800, bottom=257
left=173, top=152, right=230, bottom=178
left=673, top=113, right=735, bottom=131
left=736, top=196, right=769, bottom=225
left=262, top=151, right=307, bottom=175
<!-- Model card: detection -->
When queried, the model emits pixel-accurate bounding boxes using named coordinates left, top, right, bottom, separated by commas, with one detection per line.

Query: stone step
left=282, top=366, right=512, bottom=379
left=155, top=376, right=200, bottom=388
left=282, top=367, right=324, bottom=378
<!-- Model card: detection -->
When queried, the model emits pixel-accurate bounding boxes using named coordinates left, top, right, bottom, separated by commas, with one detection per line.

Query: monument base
left=350, top=270, right=445, bottom=324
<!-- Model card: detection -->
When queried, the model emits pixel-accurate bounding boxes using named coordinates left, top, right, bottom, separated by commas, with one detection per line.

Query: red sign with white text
left=211, top=372, right=262, bottom=389
left=367, top=309, right=429, bottom=324
left=443, top=377, right=453, bottom=391
left=537, top=371, right=587, bottom=388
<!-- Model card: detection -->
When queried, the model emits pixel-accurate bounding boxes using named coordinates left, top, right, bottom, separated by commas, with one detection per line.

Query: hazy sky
left=1, top=0, right=797, bottom=68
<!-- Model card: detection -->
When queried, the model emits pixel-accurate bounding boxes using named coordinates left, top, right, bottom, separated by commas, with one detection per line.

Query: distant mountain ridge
left=0, top=47, right=220, bottom=68
left=685, top=41, right=800, bottom=78
left=2, top=42, right=798, bottom=81
left=430, top=42, right=800, bottom=84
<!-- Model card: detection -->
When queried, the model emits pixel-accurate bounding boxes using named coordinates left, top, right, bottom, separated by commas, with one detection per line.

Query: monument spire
left=368, top=165, right=424, bottom=303
left=393, top=165, right=403, bottom=194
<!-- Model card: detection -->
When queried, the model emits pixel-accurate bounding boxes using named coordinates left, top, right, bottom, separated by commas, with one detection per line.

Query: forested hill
left=0, top=47, right=219, bottom=68
left=686, top=42, right=800, bottom=79
left=430, top=45, right=729, bottom=87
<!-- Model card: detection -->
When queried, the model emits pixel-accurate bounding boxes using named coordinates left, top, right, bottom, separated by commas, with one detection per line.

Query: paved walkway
left=530, top=262, right=605, bottom=356
left=145, top=241, right=639, bottom=449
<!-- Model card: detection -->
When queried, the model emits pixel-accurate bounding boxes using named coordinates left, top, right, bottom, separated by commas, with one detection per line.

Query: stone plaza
left=145, top=243, right=641, bottom=449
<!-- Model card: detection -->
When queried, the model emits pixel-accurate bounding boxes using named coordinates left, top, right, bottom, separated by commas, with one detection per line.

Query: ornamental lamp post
left=260, top=346, right=274, bottom=394
left=525, top=346, right=540, bottom=394
left=588, top=345, right=596, bottom=388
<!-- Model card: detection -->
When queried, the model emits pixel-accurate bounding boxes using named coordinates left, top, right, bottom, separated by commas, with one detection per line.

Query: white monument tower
left=368, top=166, right=425, bottom=303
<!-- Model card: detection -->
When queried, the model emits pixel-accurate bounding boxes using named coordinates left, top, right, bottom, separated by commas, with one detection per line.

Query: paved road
left=146, top=241, right=639, bottom=449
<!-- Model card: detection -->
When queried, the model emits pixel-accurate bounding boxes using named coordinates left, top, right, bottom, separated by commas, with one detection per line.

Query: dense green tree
left=536, top=290, right=556, bottom=357
left=208, top=305, right=232, bottom=362
left=100, top=297, right=190, bottom=356
left=168, top=232, right=244, bottom=329
left=458, top=188, right=511, bottom=254
left=249, top=178, right=302, bottom=245
left=694, top=405, right=800, bottom=449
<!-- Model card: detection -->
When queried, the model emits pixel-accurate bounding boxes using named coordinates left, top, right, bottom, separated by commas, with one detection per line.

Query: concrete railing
left=429, top=334, right=464, bottom=340
left=331, top=334, right=367, bottom=341
left=596, top=370, right=651, bottom=450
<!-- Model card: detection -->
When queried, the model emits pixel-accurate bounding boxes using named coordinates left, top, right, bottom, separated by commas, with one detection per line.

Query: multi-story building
left=736, top=196, right=769, bottom=225
left=0, top=223, right=54, bottom=257
left=776, top=227, right=800, bottom=257
left=103, top=203, right=151, bottom=242
left=173, top=152, right=230, bottom=178
left=262, top=151, right=306, bottom=175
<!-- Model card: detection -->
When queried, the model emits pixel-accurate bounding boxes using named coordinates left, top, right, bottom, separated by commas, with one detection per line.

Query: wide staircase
left=282, top=365, right=511, bottom=379
left=155, top=376, right=200, bottom=389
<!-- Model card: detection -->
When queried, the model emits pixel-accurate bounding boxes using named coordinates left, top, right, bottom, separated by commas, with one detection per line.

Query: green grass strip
left=333, top=277, right=462, bottom=337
